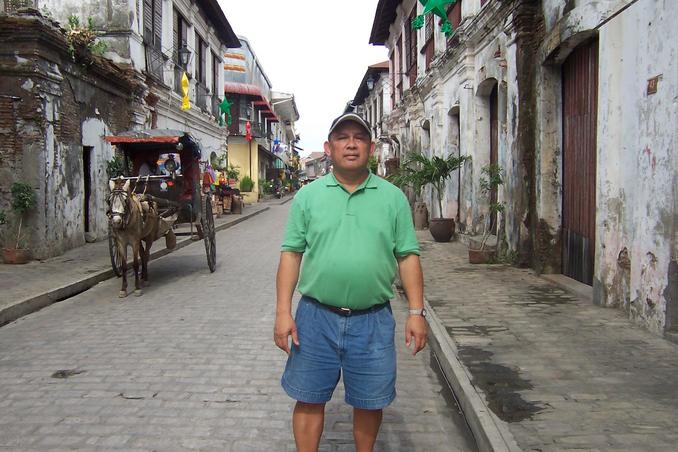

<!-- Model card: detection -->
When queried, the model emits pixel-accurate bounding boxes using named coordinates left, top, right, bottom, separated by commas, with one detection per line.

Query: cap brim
left=328, top=113, right=372, bottom=140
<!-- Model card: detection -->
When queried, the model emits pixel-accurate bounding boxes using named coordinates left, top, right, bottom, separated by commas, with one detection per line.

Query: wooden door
left=562, top=40, right=598, bottom=285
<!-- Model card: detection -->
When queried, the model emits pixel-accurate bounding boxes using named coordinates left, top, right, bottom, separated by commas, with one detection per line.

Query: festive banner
left=180, top=72, right=190, bottom=111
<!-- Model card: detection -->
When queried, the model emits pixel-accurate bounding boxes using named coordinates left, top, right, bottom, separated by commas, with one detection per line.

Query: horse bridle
left=107, top=188, right=132, bottom=229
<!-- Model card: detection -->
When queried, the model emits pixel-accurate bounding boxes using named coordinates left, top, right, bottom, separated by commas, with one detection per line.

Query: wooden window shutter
left=173, top=9, right=178, bottom=60
left=143, top=0, right=153, bottom=44
left=153, top=0, right=162, bottom=50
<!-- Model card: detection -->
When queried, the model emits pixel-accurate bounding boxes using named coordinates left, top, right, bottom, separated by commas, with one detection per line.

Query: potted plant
left=2, top=182, right=37, bottom=264
left=225, top=164, right=240, bottom=184
left=390, top=152, right=470, bottom=242
left=468, top=164, right=505, bottom=264
left=239, top=175, right=254, bottom=192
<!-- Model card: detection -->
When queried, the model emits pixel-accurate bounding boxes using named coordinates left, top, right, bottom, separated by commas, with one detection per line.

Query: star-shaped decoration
left=421, top=0, right=456, bottom=19
left=219, top=97, right=233, bottom=126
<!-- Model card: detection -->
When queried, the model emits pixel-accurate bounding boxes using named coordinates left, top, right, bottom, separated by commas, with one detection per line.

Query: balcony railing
left=195, top=83, right=209, bottom=112
left=211, top=95, right=220, bottom=118
left=174, top=66, right=183, bottom=96
left=145, top=45, right=165, bottom=84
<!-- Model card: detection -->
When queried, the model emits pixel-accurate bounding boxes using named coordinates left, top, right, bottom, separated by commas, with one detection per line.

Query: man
left=274, top=112, right=427, bottom=452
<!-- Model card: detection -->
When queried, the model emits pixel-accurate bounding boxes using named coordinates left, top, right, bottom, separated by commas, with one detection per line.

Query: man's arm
left=274, top=251, right=303, bottom=354
left=397, top=254, right=427, bottom=355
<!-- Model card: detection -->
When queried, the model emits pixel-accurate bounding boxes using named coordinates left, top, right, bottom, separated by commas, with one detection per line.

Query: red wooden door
left=561, top=40, right=598, bottom=285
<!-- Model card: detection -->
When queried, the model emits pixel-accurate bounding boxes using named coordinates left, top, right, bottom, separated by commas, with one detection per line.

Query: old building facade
left=0, top=11, right=148, bottom=258
left=224, top=37, right=299, bottom=203
left=0, top=0, right=240, bottom=259
left=368, top=0, right=677, bottom=337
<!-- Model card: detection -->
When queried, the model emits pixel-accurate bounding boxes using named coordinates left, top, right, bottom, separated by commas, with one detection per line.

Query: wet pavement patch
left=457, top=346, right=543, bottom=422
left=51, top=369, right=85, bottom=379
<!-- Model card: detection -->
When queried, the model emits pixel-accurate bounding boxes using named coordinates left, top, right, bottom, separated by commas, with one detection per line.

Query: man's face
left=324, top=121, right=375, bottom=173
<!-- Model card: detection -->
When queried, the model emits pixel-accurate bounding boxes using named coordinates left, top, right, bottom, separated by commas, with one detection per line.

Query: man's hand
left=405, top=315, right=427, bottom=355
left=274, top=312, right=299, bottom=354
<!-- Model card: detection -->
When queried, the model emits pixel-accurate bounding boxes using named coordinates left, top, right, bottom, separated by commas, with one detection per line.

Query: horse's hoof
left=134, top=289, right=143, bottom=297
left=118, top=291, right=127, bottom=298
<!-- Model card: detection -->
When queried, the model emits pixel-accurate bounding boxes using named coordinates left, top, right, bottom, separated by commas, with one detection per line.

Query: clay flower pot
left=468, top=247, right=496, bottom=264
left=429, top=218, right=455, bottom=242
left=2, top=248, right=31, bottom=264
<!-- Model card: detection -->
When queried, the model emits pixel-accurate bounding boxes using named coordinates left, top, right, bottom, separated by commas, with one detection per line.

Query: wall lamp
left=178, top=44, right=192, bottom=68
left=366, top=72, right=410, bottom=90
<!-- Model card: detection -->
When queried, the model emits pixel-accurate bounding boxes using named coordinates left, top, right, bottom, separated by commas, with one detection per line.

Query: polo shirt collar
left=325, top=171, right=378, bottom=190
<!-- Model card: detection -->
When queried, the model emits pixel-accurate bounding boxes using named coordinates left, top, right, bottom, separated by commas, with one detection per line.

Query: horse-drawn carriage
left=105, top=129, right=216, bottom=296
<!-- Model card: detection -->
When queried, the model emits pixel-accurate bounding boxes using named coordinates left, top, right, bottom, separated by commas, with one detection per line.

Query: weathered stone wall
left=536, top=0, right=677, bottom=334
left=0, top=11, right=147, bottom=259
left=594, top=0, right=677, bottom=334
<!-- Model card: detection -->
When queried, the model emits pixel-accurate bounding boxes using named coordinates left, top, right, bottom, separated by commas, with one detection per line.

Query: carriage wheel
left=201, top=195, right=217, bottom=272
left=108, top=224, right=124, bottom=277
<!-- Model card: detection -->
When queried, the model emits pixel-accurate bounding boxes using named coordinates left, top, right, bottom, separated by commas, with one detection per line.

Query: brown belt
left=304, top=296, right=389, bottom=317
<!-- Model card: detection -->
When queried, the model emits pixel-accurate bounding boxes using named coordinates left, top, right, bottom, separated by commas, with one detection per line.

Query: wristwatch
left=408, top=308, right=427, bottom=317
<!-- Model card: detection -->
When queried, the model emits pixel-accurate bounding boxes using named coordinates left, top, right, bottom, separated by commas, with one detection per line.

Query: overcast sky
left=217, top=0, right=388, bottom=156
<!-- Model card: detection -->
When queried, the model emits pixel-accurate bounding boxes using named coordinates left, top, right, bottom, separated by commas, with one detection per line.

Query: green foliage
left=478, top=163, right=505, bottom=250
left=261, top=179, right=275, bottom=195
left=479, top=164, right=505, bottom=215
left=106, top=154, right=125, bottom=179
left=389, top=152, right=471, bottom=217
left=11, top=183, right=36, bottom=215
left=8, top=183, right=36, bottom=250
left=65, top=14, right=107, bottom=60
left=239, top=175, right=255, bottom=192
left=368, top=155, right=378, bottom=174
left=211, top=153, right=228, bottom=171
left=225, top=164, right=240, bottom=181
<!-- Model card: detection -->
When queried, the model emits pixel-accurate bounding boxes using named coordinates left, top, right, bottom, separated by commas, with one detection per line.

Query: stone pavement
left=0, top=203, right=476, bottom=451
left=417, top=230, right=678, bottom=451
left=0, top=201, right=272, bottom=327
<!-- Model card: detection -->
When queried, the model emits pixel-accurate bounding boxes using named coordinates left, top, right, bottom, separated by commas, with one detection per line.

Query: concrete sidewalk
left=0, top=202, right=276, bottom=327
left=417, top=231, right=678, bottom=451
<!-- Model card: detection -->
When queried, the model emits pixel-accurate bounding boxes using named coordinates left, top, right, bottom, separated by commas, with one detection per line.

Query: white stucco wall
left=595, top=0, right=677, bottom=333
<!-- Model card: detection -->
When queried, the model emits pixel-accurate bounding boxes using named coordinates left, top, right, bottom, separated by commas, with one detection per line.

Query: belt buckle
left=340, top=307, right=352, bottom=316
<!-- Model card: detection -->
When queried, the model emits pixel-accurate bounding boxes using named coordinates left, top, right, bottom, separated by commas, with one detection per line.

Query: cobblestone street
left=0, top=204, right=476, bottom=451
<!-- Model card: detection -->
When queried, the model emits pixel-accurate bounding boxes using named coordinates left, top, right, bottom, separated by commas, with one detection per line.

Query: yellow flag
left=181, top=72, right=190, bottom=111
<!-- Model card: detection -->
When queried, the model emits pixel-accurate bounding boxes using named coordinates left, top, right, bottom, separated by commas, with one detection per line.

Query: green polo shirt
left=281, top=172, right=420, bottom=309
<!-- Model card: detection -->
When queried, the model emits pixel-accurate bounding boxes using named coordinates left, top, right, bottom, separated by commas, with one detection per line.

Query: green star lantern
left=219, top=97, right=233, bottom=127
left=411, top=0, right=457, bottom=37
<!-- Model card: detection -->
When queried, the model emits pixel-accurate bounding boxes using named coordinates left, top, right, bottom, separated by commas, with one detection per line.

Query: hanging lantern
left=245, top=121, right=252, bottom=141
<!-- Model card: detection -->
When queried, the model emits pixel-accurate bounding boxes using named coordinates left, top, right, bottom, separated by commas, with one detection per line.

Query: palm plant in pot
left=469, top=164, right=505, bottom=264
left=2, top=182, right=37, bottom=264
left=390, top=152, right=471, bottom=242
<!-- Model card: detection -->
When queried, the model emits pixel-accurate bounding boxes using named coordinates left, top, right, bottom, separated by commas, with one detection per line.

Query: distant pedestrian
left=274, top=112, right=427, bottom=452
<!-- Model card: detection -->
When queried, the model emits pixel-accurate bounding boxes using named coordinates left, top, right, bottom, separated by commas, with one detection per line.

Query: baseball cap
left=327, top=112, right=372, bottom=140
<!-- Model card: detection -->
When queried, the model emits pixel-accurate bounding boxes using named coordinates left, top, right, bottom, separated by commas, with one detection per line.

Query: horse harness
left=108, top=188, right=133, bottom=229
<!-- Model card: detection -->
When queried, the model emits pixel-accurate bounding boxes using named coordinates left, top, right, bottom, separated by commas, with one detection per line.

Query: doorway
left=83, top=146, right=93, bottom=235
left=561, top=39, right=598, bottom=285
left=489, top=83, right=499, bottom=234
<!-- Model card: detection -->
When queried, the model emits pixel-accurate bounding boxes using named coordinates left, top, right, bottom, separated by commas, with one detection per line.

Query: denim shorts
left=281, top=296, right=397, bottom=410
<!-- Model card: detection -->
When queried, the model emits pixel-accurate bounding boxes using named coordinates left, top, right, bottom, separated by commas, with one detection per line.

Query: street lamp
left=366, top=75, right=375, bottom=91
left=178, top=44, right=191, bottom=68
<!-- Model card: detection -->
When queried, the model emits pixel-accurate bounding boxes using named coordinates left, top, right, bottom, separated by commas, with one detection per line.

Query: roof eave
left=198, top=0, right=241, bottom=48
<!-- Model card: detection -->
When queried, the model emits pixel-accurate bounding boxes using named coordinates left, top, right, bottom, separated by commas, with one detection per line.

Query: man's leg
left=353, top=407, right=383, bottom=452
left=293, top=401, right=325, bottom=452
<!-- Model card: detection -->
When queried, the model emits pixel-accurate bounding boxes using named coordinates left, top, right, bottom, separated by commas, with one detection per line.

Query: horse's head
left=108, top=179, right=131, bottom=229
